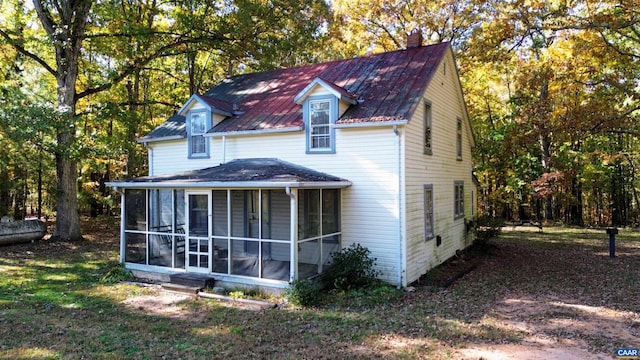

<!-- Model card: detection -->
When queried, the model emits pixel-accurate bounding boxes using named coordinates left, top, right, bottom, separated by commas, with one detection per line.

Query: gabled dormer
left=294, top=77, right=357, bottom=154
left=178, top=94, right=233, bottom=159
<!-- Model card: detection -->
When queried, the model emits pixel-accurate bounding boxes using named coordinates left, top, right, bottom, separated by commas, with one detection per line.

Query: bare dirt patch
left=444, top=228, right=640, bottom=359
left=121, top=287, right=194, bottom=318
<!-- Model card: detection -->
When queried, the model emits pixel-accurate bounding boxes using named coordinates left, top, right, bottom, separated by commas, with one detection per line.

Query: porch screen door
left=186, top=192, right=211, bottom=272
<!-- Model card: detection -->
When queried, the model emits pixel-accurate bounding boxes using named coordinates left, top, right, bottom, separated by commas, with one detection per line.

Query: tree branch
left=75, top=34, right=226, bottom=100
left=32, top=0, right=57, bottom=36
left=0, top=28, right=57, bottom=76
left=591, top=105, right=640, bottom=133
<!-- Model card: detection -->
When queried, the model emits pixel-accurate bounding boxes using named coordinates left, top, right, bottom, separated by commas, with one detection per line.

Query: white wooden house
left=108, top=39, right=477, bottom=289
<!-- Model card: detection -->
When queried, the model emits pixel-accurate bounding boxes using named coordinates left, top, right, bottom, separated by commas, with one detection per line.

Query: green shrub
left=285, top=279, right=321, bottom=306
left=101, top=263, right=134, bottom=283
left=323, top=243, right=381, bottom=291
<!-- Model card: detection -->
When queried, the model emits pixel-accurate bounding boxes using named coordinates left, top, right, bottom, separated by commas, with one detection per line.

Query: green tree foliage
left=0, top=0, right=330, bottom=235
left=467, top=0, right=640, bottom=226
left=330, top=0, right=639, bottom=226
left=1, top=0, right=638, bottom=230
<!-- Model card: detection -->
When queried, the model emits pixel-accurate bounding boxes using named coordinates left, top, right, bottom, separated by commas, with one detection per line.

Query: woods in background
left=0, top=0, right=638, bottom=236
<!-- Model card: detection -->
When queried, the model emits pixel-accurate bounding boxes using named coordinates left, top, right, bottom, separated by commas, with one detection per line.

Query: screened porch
left=120, top=187, right=343, bottom=284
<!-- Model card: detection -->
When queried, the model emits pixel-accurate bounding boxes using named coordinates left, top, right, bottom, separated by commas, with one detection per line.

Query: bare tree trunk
left=0, top=169, right=10, bottom=217
left=12, top=160, right=26, bottom=220
left=54, top=124, right=81, bottom=240
left=37, top=154, right=42, bottom=219
left=536, top=80, right=554, bottom=221
left=569, top=175, right=584, bottom=226
left=125, top=75, right=141, bottom=177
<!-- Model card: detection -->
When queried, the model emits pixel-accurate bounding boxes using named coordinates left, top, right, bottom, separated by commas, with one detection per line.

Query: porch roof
left=107, top=158, right=352, bottom=189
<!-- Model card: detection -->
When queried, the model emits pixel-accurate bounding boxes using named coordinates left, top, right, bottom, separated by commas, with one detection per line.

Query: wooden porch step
left=168, top=272, right=216, bottom=289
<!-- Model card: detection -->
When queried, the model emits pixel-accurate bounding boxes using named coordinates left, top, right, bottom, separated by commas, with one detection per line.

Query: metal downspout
left=222, top=135, right=226, bottom=163
left=393, top=125, right=403, bottom=288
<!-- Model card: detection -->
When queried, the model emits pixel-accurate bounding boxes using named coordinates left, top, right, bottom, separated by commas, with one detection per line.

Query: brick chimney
left=407, top=30, right=423, bottom=48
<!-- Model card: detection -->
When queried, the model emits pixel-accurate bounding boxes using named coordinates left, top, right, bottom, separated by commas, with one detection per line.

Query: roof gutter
left=205, top=126, right=303, bottom=138
left=105, top=180, right=352, bottom=190
left=137, top=135, right=185, bottom=144
left=333, top=120, right=408, bottom=129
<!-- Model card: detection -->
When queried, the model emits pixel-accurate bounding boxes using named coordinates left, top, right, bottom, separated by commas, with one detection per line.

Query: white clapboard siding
left=148, top=125, right=402, bottom=283
left=403, top=48, right=476, bottom=284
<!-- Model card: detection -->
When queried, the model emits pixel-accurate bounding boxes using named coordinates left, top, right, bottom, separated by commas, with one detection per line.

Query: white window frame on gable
left=188, top=110, right=210, bottom=158
left=305, top=95, right=337, bottom=153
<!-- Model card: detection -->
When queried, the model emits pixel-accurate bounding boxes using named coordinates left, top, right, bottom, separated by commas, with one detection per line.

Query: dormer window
left=295, top=77, right=356, bottom=155
left=188, top=111, right=209, bottom=158
left=304, top=96, right=337, bottom=153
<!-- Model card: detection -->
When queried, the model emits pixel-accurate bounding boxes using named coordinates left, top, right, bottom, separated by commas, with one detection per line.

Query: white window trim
left=454, top=181, right=464, bottom=219
left=188, top=110, right=210, bottom=159
left=305, top=95, right=337, bottom=154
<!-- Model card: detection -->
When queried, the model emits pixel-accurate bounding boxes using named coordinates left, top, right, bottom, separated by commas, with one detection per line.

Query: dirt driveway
left=118, top=226, right=639, bottom=359
left=450, top=227, right=639, bottom=359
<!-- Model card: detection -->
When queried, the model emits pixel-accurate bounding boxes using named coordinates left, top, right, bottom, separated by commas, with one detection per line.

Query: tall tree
left=30, top=0, right=91, bottom=240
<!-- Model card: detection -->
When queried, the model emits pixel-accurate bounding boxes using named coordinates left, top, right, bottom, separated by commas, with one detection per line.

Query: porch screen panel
left=212, top=190, right=228, bottom=236
left=230, top=190, right=245, bottom=238
left=262, top=242, right=290, bottom=281
left=212, top=238, right=229, bottom=274
left=270, top=190, right=291, bottom=241
left=299, top=189, right=320, bottom=239
left=261, top=190, right=271, bottom=239
left=231, top=239, right=259, bottom=277
left=125, top=189, right=146, bottom=231
left=321, top=189, right=340, bottom=268
left=124, top=232, right=146, bottom=264
left=322, top=236, right=340, bottom=267
left=322, top=189, right=339, bottom=235
left=149, top=189, right=173, bottom=232
left=175, top=190, right=185, bottom=232
left=149, top=189, right=173, bottom=267
left=297, top=189, right=342, bottom=280
left=212, top=190, right=228, bottom=273
left=124, top=189, right=146, bottom=263
left=174, top=190, right=185, bottom=269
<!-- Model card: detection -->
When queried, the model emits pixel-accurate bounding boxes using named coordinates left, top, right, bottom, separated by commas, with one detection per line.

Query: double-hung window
left=309, top=99, right=331, bottom=150
left=424, top=102, right=432, bottom=155
left=306, top=96, right=336, bottom=153
left=454, top=181, right=464, bottom=219
left=424, top=185, right=434, bottom=240
left=189, top=111, right=208, bottom=158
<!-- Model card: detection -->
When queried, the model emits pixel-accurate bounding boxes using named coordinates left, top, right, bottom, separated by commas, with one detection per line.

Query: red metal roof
left=144, top=42, right=450, bottom=139
left=196, top=95, right=235, bottom=116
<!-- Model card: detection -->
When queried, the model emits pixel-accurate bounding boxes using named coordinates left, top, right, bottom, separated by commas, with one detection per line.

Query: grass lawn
left=1, top=219, right=639, bottom=359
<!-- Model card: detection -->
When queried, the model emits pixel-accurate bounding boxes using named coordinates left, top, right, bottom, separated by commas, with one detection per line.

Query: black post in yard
left=606, top=227, right=618, bottom=258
